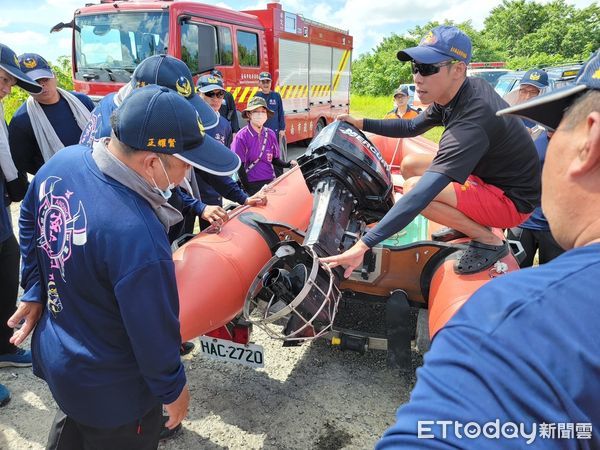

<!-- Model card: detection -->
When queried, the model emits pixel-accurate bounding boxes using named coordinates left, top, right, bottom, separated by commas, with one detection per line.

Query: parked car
left=468, top=68, right=512, bottom=87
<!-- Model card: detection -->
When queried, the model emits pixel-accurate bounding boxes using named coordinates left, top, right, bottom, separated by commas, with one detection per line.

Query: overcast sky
left=0, top=0, right=595, bottom=63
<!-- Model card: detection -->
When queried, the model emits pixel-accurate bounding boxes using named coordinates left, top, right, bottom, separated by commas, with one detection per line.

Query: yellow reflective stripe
left=238, top=87, right=252, bottom=103
left=249, top=86, right=259, bottom=99
left=279, top=85, right=288, bottom=98
left=332, top=49, right=350, bottom=93
left=231, top=86, right=241, bottom=101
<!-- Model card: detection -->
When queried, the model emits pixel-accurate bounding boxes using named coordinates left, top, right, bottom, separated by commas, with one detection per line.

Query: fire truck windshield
left=74, top=12, right=168, bottom=82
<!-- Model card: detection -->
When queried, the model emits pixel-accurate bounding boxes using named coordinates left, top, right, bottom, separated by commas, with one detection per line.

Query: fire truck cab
left=60, top=0, right=352, bottom=143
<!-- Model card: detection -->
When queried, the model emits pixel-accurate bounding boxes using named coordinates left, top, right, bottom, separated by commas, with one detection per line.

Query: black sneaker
left=159, top=416, right=182, bottom=441
left=180, top=341, right=195, bottom=356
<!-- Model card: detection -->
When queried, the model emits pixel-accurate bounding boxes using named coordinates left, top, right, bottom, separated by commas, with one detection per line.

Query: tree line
left=351, top=0, right=600, bottom=96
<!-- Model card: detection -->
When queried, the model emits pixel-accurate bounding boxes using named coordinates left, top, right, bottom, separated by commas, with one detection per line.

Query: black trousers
left=46, top=404, right=162, bottom=450
left=507, top=226, right=564, bottom=268
left=0, top=234, right=19, bottom=354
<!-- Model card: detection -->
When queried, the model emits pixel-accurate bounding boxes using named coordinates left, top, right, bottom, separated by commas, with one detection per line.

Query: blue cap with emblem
left=0, top=44, right=41, bottom=94
left=520, top=69, right=549, bottom=89
left=131, top=55, right=219, bottom=130
left=397, top=25, right=472, bottom=64
left=497, top=48, right=600, bottom=130
left=259, top=72, right=272, bottom=81
left=196, top=75, right=225, bottom=93
left=18, top=53, right=54, bottom=80
left=113, top=85, right=240, bottom=176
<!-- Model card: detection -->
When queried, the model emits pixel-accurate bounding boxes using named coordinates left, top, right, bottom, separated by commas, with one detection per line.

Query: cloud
left=0, top=30, right=50, bottom=50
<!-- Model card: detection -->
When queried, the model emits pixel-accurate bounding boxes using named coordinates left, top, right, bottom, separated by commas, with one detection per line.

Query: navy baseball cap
left=18, top=53, right=54, bottom=80
left=114, top=85, right=240, bottom=176
left=0, top=44, right=41, bottom=93
left=210, top=69, right=223, bottom=79
left=259, top=72, right=272, bottom=81
left=131, top=55, right=218, bottom=130
left=196, top=75, right=224, bottom=93
left=520, top=69, right=549, bottom=89
left=397, top=26, right=472, bottom=64
left=394, top=86, right=410, bottom=97
left=498, top=48, right=599, bottom=130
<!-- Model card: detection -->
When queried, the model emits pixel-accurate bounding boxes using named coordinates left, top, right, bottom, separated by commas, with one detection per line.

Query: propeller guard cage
left=243, top=243, right=341, bottom=342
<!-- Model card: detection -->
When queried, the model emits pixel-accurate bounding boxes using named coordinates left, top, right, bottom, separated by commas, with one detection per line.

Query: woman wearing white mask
left=232, top=96, right=296, bottom=195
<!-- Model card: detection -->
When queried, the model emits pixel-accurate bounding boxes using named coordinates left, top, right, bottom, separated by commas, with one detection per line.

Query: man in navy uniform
left=9, top=85, right=241, bottom=448
left=9, top=53, right=94, bottom=175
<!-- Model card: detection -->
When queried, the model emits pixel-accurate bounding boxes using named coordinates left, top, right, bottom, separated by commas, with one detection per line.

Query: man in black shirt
left=323, top=26, right=540, bottom=275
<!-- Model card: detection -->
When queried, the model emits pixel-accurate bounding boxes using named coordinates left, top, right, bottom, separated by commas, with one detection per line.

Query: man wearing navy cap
left=197, top=75, right=233, bottom=146
left=507, top=69, right=563, bottom=267
left=384, top=86, right=419, bottom=120
left=518, top=69, right=549, bottom=104
left=8, top=53, right=94, bottom=176
left=211, top=69, right=240, bottom=136
left=0, top=42, right=41, bottom=408
left=375, top=49, right=600, bottom=449
left=325, top=26, right=540, bottom=275
left=8, top=85, right=240, bottom=448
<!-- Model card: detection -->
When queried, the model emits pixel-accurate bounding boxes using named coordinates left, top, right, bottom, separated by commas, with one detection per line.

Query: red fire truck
left=53, top=0, right=352, bottom=143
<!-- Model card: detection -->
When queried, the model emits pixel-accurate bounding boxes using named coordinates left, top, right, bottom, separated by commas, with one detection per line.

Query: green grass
left=350, top=94, right=443, bottom=144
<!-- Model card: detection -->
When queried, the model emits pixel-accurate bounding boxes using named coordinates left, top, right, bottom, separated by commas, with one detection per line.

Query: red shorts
left=453, top=175, right=530, bottom=228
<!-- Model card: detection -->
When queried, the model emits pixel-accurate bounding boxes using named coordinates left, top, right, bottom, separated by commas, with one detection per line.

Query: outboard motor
left=243, top=121, right=395, bottom=343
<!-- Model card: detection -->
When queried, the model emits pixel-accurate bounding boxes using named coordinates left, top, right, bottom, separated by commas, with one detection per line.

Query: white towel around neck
left=0, top=102, right=18, bottom=182
left=26, top=88, right=91, bottom=162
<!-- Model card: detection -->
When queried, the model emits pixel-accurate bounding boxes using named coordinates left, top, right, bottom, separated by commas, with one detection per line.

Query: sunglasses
left=410, top=60, right=457, bottom=76
left=204, top=90, right=225, bottom=98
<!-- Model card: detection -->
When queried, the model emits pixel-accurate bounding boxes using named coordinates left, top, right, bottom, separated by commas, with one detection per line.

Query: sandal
left=454, top=241, right=509, bottom=274
left=431, top=227, right=467, bottom=242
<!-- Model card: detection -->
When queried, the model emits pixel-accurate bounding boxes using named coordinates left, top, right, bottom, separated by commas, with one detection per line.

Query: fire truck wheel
left=314, top=118, right=326, bottom=137
left=303, top=118, right=327, bottom=146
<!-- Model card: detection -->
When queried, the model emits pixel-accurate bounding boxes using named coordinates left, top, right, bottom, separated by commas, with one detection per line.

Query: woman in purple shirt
left=232, top=96, right=295, bottom=195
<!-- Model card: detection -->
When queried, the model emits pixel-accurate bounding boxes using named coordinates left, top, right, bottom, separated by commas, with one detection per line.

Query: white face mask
left=250, top=112, right=268, bottom=128
left=152, top=157, right=175, bottom=200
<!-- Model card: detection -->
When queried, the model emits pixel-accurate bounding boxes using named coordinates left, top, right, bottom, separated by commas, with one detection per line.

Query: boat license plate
left=198, top=336, right=264, bottom=368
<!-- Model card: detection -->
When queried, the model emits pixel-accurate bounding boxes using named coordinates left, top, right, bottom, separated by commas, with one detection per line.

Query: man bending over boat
left=376, top=48, right=600, bottom=448
left=324, top=26, right=540, bottom=275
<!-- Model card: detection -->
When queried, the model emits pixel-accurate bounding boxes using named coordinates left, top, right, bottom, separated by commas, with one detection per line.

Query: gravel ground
left=2, top=198, right=420, bottom=450
left=0, top=329, right=420, bottom=450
